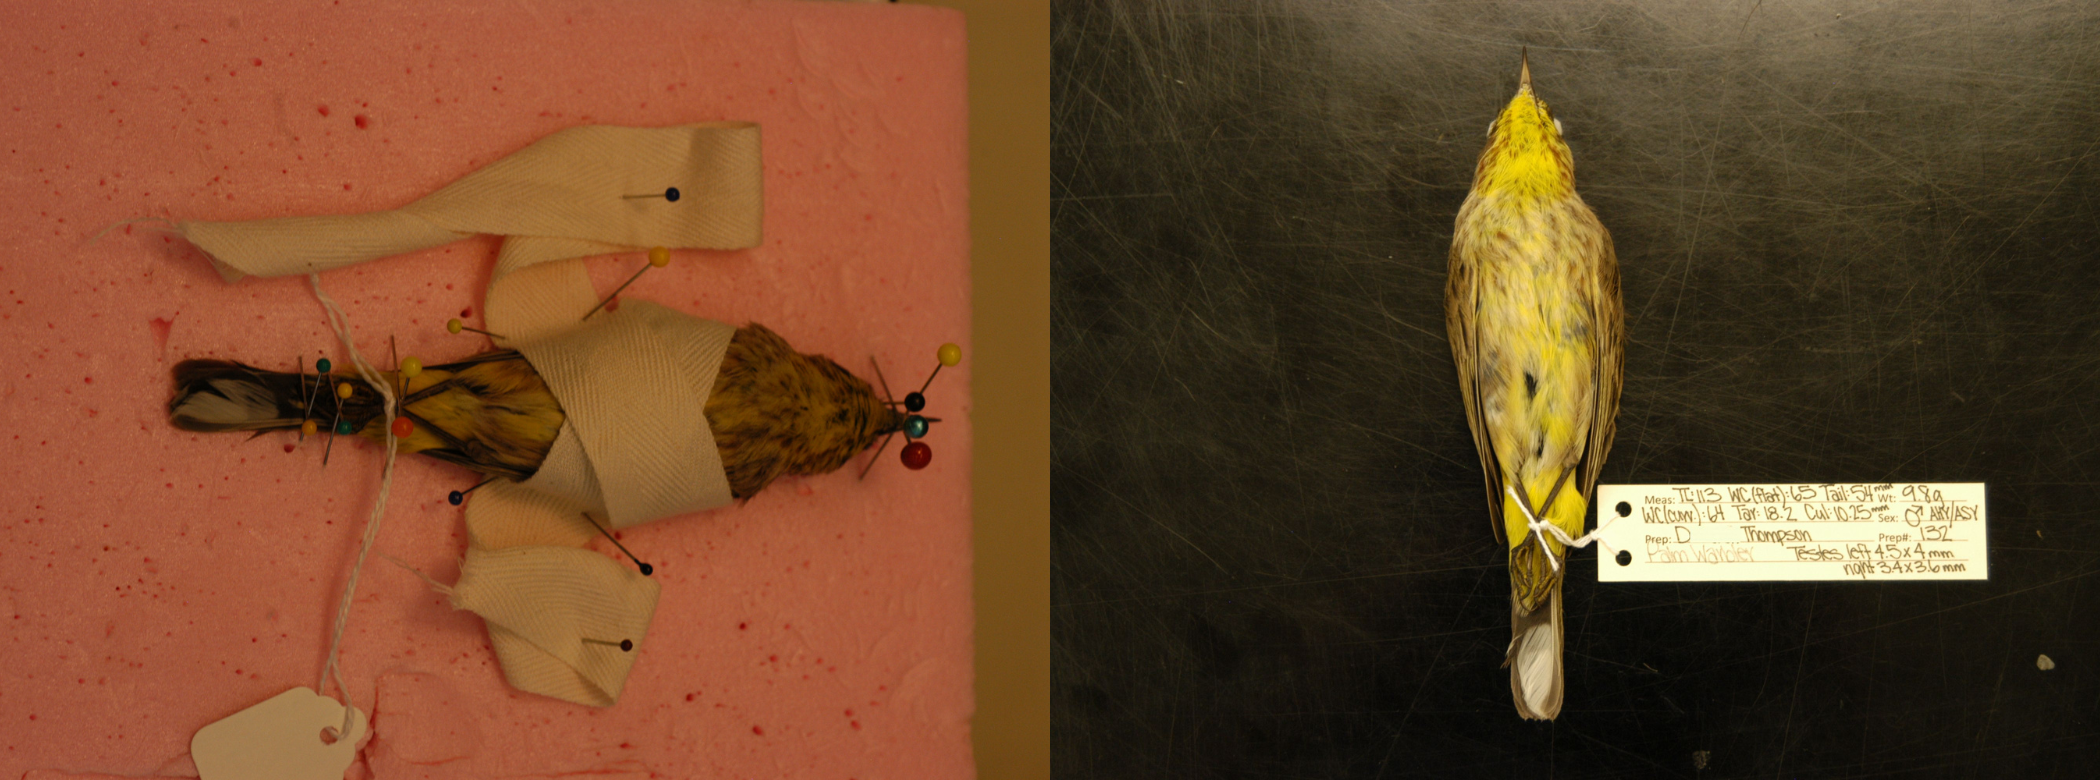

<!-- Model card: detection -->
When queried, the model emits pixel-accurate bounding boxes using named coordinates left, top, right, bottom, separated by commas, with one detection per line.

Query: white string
left=86, top=216, right=177, bottom=245
left=379, top=552, right=453, bottom=597
left=308, top=273, right=400, bottom=743
left=1507, top=483, right=1620, bottom=574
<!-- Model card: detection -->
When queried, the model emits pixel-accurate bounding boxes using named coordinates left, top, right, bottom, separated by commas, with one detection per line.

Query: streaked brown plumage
left=704, top=324, right=902, bottom=501
left=168, top=324, right=906, bottom=500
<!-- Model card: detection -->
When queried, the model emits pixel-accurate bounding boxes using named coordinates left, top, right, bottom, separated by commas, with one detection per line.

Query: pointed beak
left=1519, top=47, right=1531, bottom=92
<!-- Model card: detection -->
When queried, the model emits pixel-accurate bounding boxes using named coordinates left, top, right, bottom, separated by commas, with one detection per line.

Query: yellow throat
left=1473, top=52, right=1575, bottom=203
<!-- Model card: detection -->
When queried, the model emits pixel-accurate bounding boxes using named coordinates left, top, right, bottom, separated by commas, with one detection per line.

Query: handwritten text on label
left=1592, top=483, right=1987, bottom=582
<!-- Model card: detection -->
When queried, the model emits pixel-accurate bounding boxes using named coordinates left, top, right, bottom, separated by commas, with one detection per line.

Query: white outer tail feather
left=171, top=377, right=283, bottom=428
left=1507, top=587, right=1564, bottom=720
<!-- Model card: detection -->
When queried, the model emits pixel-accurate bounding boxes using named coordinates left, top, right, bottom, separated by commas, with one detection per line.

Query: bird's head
left=1472, top=49, right=1576, bottom=201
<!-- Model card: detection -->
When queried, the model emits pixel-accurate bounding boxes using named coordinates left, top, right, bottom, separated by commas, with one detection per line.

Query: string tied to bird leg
left=307, top=272, right=401, bottom=744
left=1507, top=480, right=1620, bottom=574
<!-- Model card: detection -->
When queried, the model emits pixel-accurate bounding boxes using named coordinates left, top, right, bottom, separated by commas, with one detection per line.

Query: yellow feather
left=358, top=355, right=565, bottom=480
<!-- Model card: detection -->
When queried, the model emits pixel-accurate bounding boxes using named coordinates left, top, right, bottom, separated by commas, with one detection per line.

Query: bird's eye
left=1553, top=118, right=1564, bottom=135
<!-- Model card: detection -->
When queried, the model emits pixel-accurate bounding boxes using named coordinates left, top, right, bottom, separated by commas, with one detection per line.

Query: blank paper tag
left=1592, top=483, right=1987, bottom=582
left=192, top=687, right=367, bottom=780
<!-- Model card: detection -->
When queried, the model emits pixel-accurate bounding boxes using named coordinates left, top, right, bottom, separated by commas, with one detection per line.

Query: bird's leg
left=1537, top=467, right=1575, bottom=521
left=400, top=408, right=470, bottom=452
left=398, top=377, right=461, bottom=407
left=397, top=353, right=533, bottom=407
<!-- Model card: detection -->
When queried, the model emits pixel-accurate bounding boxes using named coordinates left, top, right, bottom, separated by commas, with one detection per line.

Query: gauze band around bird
left=513, top=301, right=737, bottom=527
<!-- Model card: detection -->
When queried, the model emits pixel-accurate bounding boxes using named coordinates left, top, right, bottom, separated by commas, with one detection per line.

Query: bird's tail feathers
left=168, top=359, right=313, bottom=432
left=1505, top=585, right=1564, bottom=720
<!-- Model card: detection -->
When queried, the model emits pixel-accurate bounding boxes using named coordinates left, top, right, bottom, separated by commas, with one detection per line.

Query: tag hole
left=1616, top=550, right=1632, bottom=567
left=318, top=727, right=340, bottom=746
left=1615, top=501, right=1632, bottom=517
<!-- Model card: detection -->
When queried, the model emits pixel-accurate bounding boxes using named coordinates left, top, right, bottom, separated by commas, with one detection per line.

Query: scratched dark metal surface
left=1051, top=1, right=2100, bottom=777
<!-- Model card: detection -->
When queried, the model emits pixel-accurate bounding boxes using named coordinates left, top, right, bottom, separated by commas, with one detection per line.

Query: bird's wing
left=1578, top=224, right=1624, bottom=506
left=1447, top=237, right=1505, bottom=544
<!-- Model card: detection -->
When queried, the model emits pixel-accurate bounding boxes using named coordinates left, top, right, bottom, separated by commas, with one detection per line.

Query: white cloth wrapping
left=514, top=302, right=737, bottom=528
left=178, top=123, right=761, bottom=283
left=176, top=123, right=763, bottom=706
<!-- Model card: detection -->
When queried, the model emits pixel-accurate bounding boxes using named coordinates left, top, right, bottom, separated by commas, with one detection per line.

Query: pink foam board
left=0, top=1, right=973, bottom=778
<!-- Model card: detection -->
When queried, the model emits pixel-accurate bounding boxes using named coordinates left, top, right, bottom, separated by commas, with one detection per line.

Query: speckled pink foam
left=0, top=1, right=973, bottom=778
